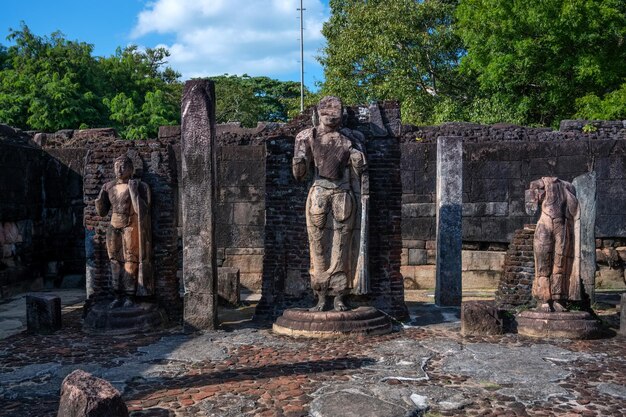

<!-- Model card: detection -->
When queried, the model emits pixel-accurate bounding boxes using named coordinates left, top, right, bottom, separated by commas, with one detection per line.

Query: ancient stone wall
left=83, top=138, right=181, bottom=320
left=400, top=120, right=626, bottom=290
left=0, top=125, right=88, bottom=297
left=159, top=125, right=268, bottom=293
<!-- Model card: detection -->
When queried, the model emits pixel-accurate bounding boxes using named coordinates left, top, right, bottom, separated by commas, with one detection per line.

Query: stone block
left=595, top=265, right=626, bottom=289
left=239, top=272, right=262, bottom=292
left=462, top=250, right=506, bottom=272
left=408, top=249, right=428, bottom=265
left=26, top=294, right=61, bottom=334
left=402, top=203, right=435, bottom=218
left=57, top=369, right=129, bottom=417
left=461, top=301, right=503, bottom=336
left=233, top=202, right=265, bottom=226
left=218, top=267, right=240, bottom=306
left=462, top=270, right=502, bottom=289
left=401, top=265, right=435, bottom=289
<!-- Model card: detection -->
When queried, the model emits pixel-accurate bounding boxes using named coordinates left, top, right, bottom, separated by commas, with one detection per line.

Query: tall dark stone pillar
left=572, top=171, right=596, bottom=305
left=435, top=136, right=463, bottom=306
left=181, top=79, right=218, bottom=330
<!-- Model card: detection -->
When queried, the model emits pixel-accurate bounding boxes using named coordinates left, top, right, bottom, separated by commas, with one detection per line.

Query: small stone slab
left=57, top=369, right=129, bottom=417
left=461, top=301, right=503, bottom=336
left=273, top=307, right=392, bottom=338
left=83, top=301, right=165, bottom=335
left=26, top=294, right=61, bottom=334
left=517, top=310, right=601, bottom=339
left=310, top=390, right=408, bottom=417
left=218, top=267, right=240, bottom=306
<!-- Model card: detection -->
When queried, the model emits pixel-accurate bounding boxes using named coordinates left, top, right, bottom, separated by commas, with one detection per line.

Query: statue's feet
left=333, top=296, right=349, bottom=311
left=552, top=301, right=567, bottom=312
left=309, top=295, right=327, bottom=312
left=109, top=297, right=124, bottom=309
left=122, top=297, right=135, bottom=308
left=537, top=303, right=551, bottom=312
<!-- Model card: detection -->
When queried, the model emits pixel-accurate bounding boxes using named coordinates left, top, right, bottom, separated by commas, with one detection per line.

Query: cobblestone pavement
left=0, top=299, right=624, bottom=417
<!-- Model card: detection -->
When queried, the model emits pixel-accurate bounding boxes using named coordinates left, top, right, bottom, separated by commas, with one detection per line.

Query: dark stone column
left=572, top=171, right=596, bottom=304
left=435, top=136, right=462, bottom=306
left=181, top=79, right=218, bottom=330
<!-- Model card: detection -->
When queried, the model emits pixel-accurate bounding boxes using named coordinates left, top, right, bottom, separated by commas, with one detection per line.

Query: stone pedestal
left=273, top=307, right=392, bottom=338
left=461, top=301, right=503, bottom=336
left=435, top=136, right=463, bottom=306
left=26, top=294, right=61, bottom=334
left=83, top=301, right=166, bottom=335
left=517, top=310, right=601, bottom=339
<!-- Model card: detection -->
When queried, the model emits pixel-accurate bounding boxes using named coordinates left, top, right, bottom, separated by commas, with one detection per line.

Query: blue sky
left=1, top=0, right=330, bottom=90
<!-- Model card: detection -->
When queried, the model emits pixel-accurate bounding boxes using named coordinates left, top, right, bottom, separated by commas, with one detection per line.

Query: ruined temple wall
left=158, top=125, right=267, bottom=293
left=0, top=126, right=90, bottom=297
left=400, top=120, right=626, bottom=290
left=83, top=138, right=181, bottom=320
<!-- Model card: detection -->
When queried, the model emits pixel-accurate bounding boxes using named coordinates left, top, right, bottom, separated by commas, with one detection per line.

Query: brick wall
left=83, top=138, right=181, bottom=320
left=256, top=104, right=408, bottom=320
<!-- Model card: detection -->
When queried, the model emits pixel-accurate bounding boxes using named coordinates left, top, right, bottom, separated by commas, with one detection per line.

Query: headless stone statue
left=526, top=177, right=581, bottom=312
left=293, top=96, right=369, bottom=312
left=95, top=155, right=153, bottom=308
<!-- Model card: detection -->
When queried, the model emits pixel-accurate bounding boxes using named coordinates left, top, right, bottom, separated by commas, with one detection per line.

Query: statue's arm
left=529, top=178, right=546, bottom=202
left=293, top=128, right=312, bottom=181
left=95, top=182, right=112, bottom=216
left=347, top=129, right=367, bottom=175
left=128, top=180, right=150, bottom=215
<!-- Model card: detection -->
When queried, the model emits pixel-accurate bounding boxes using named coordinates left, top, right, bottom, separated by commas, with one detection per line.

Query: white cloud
left=131, top=0, right=329, bottom=85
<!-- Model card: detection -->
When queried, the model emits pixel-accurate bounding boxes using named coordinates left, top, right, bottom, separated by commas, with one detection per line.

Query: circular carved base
left=517, top=310, right=602, bottom=339
left=83, top=301, right=166, bottom=335
left=272, top=306, right=392, bottom=338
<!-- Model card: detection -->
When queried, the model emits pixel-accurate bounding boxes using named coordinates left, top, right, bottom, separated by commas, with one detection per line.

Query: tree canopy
left=212, top=74, right=317, bottom=127
left=320, top=0, right=467, bottom=125
left=320, top=0, right=626, bottom=127
left=0, top=24, right=312, bottom=137
left=456, top=0, right=626, bottom=126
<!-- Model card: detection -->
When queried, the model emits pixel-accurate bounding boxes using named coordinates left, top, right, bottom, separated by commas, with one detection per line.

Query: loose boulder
left=461, top=301, right=503, bottom=336
left=57, top=369, right=129, bottom=417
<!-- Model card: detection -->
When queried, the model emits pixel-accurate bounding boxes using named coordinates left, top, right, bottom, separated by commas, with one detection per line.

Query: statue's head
left=114, top=155, right=134, bottom=181
left=316, top=96, right=343, bottom=129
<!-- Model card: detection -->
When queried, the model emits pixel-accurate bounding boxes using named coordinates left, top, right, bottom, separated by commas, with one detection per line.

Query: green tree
left=456, top=0, right=626, bottom=126
left=212, top=74, right=315, bottom=126
left=0, top=23, right=105, bottom=130
left=0, top=24, right=182, bottom=137
left=320, top=0, right=468, bottom=124
left=100, top=45, right=181, bottom=138
left=575, top=83, right=626, bottom=120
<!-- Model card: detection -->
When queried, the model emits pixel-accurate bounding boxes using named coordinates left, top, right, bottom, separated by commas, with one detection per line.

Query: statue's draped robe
left=531, top=177, right=580, bottom=302
left=293, top=127, right=369, bottom=295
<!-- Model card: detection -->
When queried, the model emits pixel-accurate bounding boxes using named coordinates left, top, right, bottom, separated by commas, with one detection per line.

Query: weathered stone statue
left=95, top=155, right=153, bottom=308
left=292, top=96, right=369, bottom=311
left=525, top=177, right=581, bottom=311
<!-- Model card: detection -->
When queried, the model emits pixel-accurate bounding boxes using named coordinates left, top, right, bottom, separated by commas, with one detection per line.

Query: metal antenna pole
left=298, top=0, right=305, bottom=112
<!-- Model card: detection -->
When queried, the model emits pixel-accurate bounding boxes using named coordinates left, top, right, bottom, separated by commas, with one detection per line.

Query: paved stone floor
left=0, top=292, right=624, bottom=417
